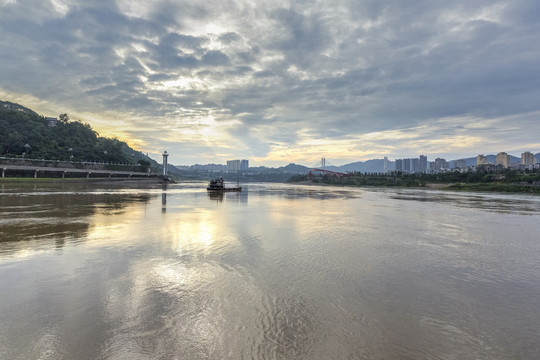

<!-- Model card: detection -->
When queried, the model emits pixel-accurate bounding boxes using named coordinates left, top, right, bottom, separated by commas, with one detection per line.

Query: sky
left=1, top=0, right=539, bottom=167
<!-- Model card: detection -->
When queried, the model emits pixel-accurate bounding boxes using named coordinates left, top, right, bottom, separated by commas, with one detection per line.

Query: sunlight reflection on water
left=1, top=182, right=539, bottom=359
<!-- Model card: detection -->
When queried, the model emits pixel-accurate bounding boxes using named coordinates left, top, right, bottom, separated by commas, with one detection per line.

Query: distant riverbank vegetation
left=287, top=169, right=540, bottom=194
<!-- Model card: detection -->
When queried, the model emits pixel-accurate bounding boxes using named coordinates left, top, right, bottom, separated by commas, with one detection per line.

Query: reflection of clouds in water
left=106, top=257, right=324, bottom=359
left=257, top=293, right=321, bottom=359
left=387, top=190, right=540, bottom=214
left=2, top=183, right=540, bottom=359
left=0, top=188, right=155, bottom=249
left=28, top=326, right=67, bottom=360
left=247, top=184, right=361, bottom=201
left=100, top=257, right=271, bottom=359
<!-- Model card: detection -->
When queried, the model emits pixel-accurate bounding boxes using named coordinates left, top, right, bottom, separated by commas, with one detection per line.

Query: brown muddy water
left=1, top=182, right=539, bottom=359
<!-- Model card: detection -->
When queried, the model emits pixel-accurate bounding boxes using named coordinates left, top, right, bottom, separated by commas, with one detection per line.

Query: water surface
left=1, top=182, right=539, bottom=359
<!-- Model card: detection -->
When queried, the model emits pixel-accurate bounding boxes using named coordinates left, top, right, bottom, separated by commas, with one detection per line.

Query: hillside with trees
left=0, top=100, right=154, bottom=168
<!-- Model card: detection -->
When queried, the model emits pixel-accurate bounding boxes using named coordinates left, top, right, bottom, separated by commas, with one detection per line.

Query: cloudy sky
left=1, top=0, right=539, bottom=166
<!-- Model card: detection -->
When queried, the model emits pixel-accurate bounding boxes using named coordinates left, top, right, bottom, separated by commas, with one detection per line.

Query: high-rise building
left=496, top=152, right=510, bottom=168
left=403, top=158, right=411, bottom=173
left=419, top=155, right=427, bottom=173
left=384, top=157, right=388, bottom=171
left=227, top=159, right=249, bottom=171
left=476, top=154, right=487, bottom=166
left=454, top=159, right=467, bottom=169
left=240, top=159, right=249, bottom=170
left=521, top=151, right=536, bottom=165
left=434, top=158, right=449, bottom=171
left=395, top=155, right=427, bottom=173
left=412, top=158, right=420, bottom=173
left=227, top=160, right=241, bottom=171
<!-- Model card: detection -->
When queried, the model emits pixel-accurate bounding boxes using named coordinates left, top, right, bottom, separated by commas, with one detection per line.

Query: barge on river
left=206, top=177, right=242, bottom=192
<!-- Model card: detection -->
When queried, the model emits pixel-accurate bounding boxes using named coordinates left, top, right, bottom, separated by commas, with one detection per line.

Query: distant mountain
left=277, top=163, right=310, bottom=173
left=324, top=159, right=395, bottom=173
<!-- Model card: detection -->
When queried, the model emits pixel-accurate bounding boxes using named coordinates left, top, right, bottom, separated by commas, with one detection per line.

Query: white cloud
left=0, top=0, right=539, bottom=165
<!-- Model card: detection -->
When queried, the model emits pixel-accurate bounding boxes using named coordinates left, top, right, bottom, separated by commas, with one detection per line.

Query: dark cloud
left=201, top=50, right=230, bottom=66
left=0, top=0, right=539, bottom=164
left=254, top=70, right=275, bottom=78
left=218, top=32, right=241, bottom=44
left=147, top=73, right=177, bottom=82
left=160, top=33, right=204, bottom=51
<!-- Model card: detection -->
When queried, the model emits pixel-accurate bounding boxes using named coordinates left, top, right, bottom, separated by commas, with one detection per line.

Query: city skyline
left=1, top=1, right=539, bottom=166
left=181, top=151, right=538, bottom=169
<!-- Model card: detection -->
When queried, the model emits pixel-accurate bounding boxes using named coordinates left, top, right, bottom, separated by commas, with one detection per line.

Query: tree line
left=0, top=101, right=143, bottom=165
left=287, top=168, right=540, bottom=193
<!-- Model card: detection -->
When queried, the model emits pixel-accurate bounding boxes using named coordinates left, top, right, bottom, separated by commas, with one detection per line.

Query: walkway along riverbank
left=0, top=157, right=153, bottom=180
left=1, top=164, right=154, bottom=179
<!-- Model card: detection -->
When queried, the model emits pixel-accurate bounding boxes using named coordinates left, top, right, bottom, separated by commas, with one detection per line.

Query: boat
left=206, top=177, right=242, bottom=192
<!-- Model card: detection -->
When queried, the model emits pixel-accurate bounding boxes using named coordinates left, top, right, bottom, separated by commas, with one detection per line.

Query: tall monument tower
left=162, top=151, right=169, bottom=176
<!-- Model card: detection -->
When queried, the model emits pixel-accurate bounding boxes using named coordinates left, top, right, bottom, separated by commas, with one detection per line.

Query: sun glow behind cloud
left=0, top=0, right=539, bottom=165
left=253, top=111, right=540, bottom=165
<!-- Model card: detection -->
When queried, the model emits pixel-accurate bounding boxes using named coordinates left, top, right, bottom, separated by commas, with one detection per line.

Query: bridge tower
left=162, top=151, right=169, bottom=176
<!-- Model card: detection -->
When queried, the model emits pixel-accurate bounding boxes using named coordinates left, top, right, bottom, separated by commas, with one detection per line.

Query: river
left=1, top=182, right=539, bottom=359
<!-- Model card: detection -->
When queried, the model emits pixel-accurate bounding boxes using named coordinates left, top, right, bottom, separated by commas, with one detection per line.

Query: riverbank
left=0, top=177, right=174, bottom=186
left=289, top=179, right=540, bottom=194
left=444, top=182, right=540, bottom=194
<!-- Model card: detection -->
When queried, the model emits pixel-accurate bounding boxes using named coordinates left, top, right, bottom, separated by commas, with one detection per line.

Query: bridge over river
left=1, top=163, right=154, bottom=179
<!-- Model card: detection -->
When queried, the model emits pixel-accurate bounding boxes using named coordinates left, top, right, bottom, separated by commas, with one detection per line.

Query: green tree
left=59, top=113, right=70, bottom=123
left=137, top=159, right=151, bottom=172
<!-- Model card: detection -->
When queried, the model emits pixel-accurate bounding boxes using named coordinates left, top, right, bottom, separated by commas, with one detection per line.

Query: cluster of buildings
left=394, top=151, right=538, bottom=174
left=175, top=159, right=250, bottom=173
left=395, top=155, right=428, bottom=173
left=226, top=159, right=249, bottom=171
left=395, top=155, right=450, bottom=173
left=476, top=151, right=537, bottom=170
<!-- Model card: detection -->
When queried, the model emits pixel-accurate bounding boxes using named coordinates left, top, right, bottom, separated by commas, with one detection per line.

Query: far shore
left=0, top=177, right=174, bottom=185
left=288, top=180, right=540, bottom=194
left=289, top=180, right=447, bottom=189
